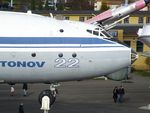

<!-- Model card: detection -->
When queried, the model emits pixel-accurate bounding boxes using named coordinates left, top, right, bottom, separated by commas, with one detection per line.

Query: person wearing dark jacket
left=22, top=83, right=28, bottom=96
left=113, top=86, right=118, bottom=103
left=19, top=103, right=24, bottom=113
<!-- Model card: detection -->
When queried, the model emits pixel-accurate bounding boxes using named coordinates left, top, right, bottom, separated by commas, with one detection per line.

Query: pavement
left=0, top=73, right=150, bottom=113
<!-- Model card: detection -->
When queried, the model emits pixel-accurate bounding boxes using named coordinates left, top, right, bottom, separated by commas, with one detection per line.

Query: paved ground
left=0, top=73, right=150, bottom=113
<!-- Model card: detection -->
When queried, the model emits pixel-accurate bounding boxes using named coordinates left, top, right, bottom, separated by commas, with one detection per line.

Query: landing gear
left=38, top=84, right=59, bottom=106
left=38, top=89, right=56, bottom=106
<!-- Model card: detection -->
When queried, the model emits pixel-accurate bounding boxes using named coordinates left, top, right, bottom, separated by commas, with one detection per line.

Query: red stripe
left=85, top=10, right=112, bottom=24
left=135, top=0, right=145, bottom=9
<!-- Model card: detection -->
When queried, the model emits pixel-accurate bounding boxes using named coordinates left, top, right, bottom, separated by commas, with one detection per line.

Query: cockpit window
left=87, top=29, right=92, bottom=34
left=93, top=31, right=99, bottom=36
left=95, top=28, right=99, bottom=30
left=86, top=28, right=112, bottom=38
left=87, top=29, right=99, bottom=36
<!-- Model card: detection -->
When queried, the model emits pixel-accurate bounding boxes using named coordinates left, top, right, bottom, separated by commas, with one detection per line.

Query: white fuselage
left=138, top=24, right=150, bottom=47
left=0, top=11, right=131, bottom=83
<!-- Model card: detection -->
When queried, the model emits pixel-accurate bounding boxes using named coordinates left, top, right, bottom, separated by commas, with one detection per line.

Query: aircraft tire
left=38, top=89, right=56, bottom=106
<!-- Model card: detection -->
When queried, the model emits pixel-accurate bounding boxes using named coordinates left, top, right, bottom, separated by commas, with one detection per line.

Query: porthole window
left=59, top=29, right=64, bottom=33
left=72, top=53, right=77, bottom=58
left=31, top=53, right=36, bottom=57
left=58, top=53, right=63, bottom=58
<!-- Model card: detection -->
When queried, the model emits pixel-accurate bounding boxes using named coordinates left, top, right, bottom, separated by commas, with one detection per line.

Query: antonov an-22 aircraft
left=0, top=0, right=149, bottom=106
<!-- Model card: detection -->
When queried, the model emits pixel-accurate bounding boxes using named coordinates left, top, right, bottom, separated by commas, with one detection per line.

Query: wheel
left=38, top=90, right=56, bottom=106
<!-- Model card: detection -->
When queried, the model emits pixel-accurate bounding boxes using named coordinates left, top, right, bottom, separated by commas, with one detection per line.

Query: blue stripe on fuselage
left=0, top=37, right=115, bottom=44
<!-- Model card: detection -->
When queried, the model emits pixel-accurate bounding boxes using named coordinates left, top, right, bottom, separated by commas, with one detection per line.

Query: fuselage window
left=72, top=53, right=77, bottom=58
left=58, top=53, right=63, bottom=58
left=31, top=53, right=36, bottom=57
left=60, top=29, right=64, bottom=33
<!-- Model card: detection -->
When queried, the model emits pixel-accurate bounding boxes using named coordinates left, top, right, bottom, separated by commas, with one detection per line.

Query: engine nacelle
left=138, top=25, right=150, bottom=48
left=106, top=67, right=130, bottom=81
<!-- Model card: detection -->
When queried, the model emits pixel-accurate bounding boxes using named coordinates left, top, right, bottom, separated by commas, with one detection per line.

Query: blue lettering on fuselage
left=0, top=61, right=45, bottom=68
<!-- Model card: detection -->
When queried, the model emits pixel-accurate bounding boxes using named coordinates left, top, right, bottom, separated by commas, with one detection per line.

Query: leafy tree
left=44, top=0, right=49, bottom=10
left=37, top=0, right=43, bottom=10
left=19, top=0, right=30, bottom=11
left=0, top=0, right=2, bottom=4
left=30, top=0, right=35, bottom=10
left=57, top=0, right=64, bottom=10
left=101, top=0, right=109, bottom=11
left=67, top=0, right=94, bottom=10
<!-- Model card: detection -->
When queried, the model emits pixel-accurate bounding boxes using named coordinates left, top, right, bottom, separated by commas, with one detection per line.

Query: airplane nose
left=131, top=49, right=138, bottom=64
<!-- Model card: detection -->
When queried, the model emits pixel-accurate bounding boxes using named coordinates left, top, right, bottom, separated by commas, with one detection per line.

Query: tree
left=101, top=0, right=109, bottom=11
left=18, top=0, right=30, bottom=11
left=44, top=0, right=49, bottom=10
left=67, top=0, right=94, bottom=10
left=57, top=0, right=64, bottom=10
left=30, top=0, right=35, bottom=10
left=0, top=0, right=2, bottom=4
left=38, top=0, right=43, bottom=10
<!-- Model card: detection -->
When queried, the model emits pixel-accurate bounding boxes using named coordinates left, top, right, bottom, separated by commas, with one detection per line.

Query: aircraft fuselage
left=0, top=11, right=131, bottom=83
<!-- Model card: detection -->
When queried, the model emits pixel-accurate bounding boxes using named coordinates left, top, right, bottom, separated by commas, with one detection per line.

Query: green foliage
left=0, top=0, right=95, bottom=11
left=30, top=0, right=35, bottom=10
left=57, top=4, right=64, bottom=10
left=65, top=0, right=94, bottom=10
left=134, top=70, right=150, bottom=77
left=44, top=0, right=49, bottom=10
left=37, top=0, right=43, bottom=10
left=101, top=1, right=109, bottom=11
left=57, top=0, right=65, bottom=10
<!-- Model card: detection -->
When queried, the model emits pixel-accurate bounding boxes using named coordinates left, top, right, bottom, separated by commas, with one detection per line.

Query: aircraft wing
left=85, top=0, right=150, bottom=29
left=141, top=52, right=150, bottom=57
left=85, top=10, right=112, bottom=24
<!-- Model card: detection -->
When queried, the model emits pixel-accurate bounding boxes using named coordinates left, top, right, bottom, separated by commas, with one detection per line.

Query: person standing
left=113, top=86, right=118, bottom=103
left=19, top=103, right=24, bottom=113
left=10, top=85, right=15, bottom=96
left=118, top=85, right=125, bottom=103
left=22, top=83, right=28, bottom=96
